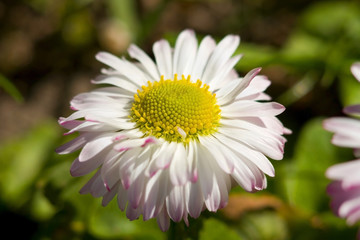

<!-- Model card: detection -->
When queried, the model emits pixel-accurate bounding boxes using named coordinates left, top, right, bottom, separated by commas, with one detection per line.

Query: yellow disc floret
left=130, top=74, right=221, bottom=143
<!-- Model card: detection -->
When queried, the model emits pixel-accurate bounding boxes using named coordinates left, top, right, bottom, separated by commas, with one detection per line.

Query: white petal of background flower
left=351, top=62, right=360, bottom=82
left=324, top=62, right=360, bottom=228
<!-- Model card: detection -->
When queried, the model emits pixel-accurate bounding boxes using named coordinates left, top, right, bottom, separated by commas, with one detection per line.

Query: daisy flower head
left=324, top=62, right=360, bottom=226
left=57, top=29, right=288, bottom=231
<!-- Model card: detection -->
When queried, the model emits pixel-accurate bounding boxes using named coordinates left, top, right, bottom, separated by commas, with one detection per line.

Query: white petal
left=96, top=52, right=124, bottom=71
left=64, top=121, right=115, bottom=135
left=58, top=119, right=83, bottom=130
left=117, top=184, right=128, bottom=211
left=221, top=101, right=285, bottom=118
left=237, top=75, right=271, bottom=100
left=347, top=208, right=360, bottom=225
left=185, top=181, right=203, bottom=218
left=323, top=117, right=360, bottom=148
left=324, top=117, right=360, bottom=135
left=332, top=134, right=360, bottom=149
left=173, top=29, right=197, bottom=77
left=153, top=39, right=173, bottom=79
left=143, top=170, right=168, bottom=220
left=351, top=62, right=360, bottom=82
left=70, top=157, right=102, bottom=177
left=112, top=129, right=144, bottom=141
left=343, top=173, right=360, bottom=190
left=91, top=86, right=133, bottom=98
left=170, top=144, right=190, bottom=185
left=166, top=186, right=185, bottom=222
left=215, top=133, right=275, bottom=176
left=187, top=141, right=198, bottom=182
left=220, top=118, right=286, bottom=149
left=199, top=136, right=234, bottom=173
left=71, top=92, right=127, bottom=106
left=96, top=52, right=147, bottom=86
left=218, top=126, right=284, bottom=160
left=70, top=96, right=130, bottom=113
left=156, top=206, right=170, bottom=232
left=354, top=149, right=360, bottom=158
left=208, top=55, right=242, bottom=91
left=102, top=181, right=119, bottom=206
left=215, top=167, right=231, bottom=209
left=118, top=147, right=142, bottom=189
left=56, top=132, right=98, bottom=154
left=326, top=159, right=360, bottom=181
left=61, top=107, right=129, bottom=123
left=114, top=137, right=156, bottom=152
left=202, top=35, right=240, bottom=84
left=156, top=141, right=177, bottom=169
left=144, top=144, right=163, bottom=177
left=79, top=135, right=114, bottom=162
left=183, top=210, right=189, bottom=227
left=260, top=116, right=289, bottom=135
left=231, top=162, right=254, bottom=192
left=344, top=104, right=360, bottom=117
left=86, top=116, right=136, bottom=130
left=339, top=196, right=360, bottom=219
left=92, top=75, right=139, bottom=93
left=324, top=117, right=360, bottom=148
left=191, top=36, right=216, bottom=81
left=126, top=206, right=141, bottom=220
left=127, top=159, right=147, bottom=209
left=101, top=152, right=123, bottom=190
left=216, top=68, right=261, bottom=106
left=196, top=144, right=221, bottom=211
left=79, top=170, right=107, bottom=197
left=223, top=68, right=239, bottom=85
left=128, top=44, right=160, bottom=80
left=79, top=170, right=101, bottom=194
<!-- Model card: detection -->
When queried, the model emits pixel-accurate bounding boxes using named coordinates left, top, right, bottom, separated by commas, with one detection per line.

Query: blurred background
left=1, top=0, right=360, bottom=239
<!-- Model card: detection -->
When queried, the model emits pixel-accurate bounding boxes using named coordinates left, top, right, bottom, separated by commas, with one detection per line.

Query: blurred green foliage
left=199, top=218, right=241, bottom=240
left=284, top=118, right=338, bottom=214
left=1, top=0, right=360, bottom=239
left=237, top=1, right=360, bottom=107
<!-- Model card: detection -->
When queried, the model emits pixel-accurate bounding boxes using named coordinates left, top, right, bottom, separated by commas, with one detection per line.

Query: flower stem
left=167, top=217, right=204, bottom=240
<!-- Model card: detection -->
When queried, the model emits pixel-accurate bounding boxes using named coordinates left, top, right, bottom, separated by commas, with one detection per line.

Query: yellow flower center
left=130, top=74, right=221, bottom=143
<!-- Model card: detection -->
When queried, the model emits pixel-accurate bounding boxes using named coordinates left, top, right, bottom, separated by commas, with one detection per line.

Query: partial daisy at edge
left=324, top=62, right=360, bottom=229
left=56, top=29, right=290, bottom=231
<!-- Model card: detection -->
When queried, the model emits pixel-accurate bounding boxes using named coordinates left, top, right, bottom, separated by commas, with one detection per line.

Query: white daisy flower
left=324, top=62, right=360, bottom=226
left=57, top=29, right=288, bottom=231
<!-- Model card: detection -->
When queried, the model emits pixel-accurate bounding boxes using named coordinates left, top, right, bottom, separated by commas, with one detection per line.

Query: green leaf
left=29, top=188, right=57, bottom=221
left=300, top=2, right=360, bottom=39
left=237, top=211, right=288, bottom=240
left=0, top=120, right=60, bottom=207
left=199, top=218, right=242, bottom=240
left=42, top=160, right=73, bottom=190
left=88, top=197, right=165, bottom=239
left=276, top=72, right=317, bottom=106
left=283, top=118, right=351, bottom=214
left=0, top=73, right=23, bottom=103
left=236, top=43, right=277, bottom=71
left=339, top=72, right=360, bottom=106
left=59, top=174, right=97, bottom=220
left=280, top=31, right=327, bottom=67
